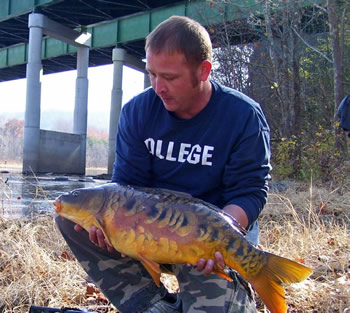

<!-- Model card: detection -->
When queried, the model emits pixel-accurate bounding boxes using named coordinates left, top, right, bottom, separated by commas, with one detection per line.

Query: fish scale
left=54, top=183, right=313, bottom=313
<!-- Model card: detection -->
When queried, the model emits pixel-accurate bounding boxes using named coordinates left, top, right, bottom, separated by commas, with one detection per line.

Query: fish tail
left=249, top=252, right=312, bottom=313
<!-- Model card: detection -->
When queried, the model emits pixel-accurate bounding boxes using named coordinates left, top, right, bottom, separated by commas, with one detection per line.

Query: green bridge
left=0, top=0, right=324, bottom=82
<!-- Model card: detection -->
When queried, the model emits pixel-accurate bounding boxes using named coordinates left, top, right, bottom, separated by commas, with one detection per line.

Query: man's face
left=146, top=50, right=205, bottom=119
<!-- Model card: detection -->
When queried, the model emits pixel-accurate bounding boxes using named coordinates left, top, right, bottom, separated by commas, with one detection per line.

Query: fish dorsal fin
left=132, top=185, right=193, bottom=199
left=138, top=254, right=161, bottom=287
left=191, top=197, right=248, bottom=236
left=129, top=184, right=247, bottom=236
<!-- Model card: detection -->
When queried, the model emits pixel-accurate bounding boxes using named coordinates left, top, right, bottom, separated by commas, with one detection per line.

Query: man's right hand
left=74, top=224, right=116, bottom=253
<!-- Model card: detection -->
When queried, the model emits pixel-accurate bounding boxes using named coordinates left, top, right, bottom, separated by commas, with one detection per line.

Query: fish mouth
left=54, top=199, right=62, bottom=213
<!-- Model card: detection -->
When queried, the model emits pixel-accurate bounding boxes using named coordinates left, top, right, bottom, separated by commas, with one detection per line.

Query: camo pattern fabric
left=56, top=217, right=257, bottom=313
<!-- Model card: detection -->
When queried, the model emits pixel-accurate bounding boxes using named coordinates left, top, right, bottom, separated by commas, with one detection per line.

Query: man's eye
left=164, top=76, right=175, bottom=81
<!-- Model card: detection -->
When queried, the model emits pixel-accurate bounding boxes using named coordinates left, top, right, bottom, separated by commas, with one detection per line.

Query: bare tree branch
left=291, top=26, right=333, bottom=63
left=313, top=3, right=328, bottom=14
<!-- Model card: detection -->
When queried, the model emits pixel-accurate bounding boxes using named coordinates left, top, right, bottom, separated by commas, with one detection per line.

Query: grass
left=258, top=181, right=350, bottom=312
left=0, top=178, right=349, bottom=313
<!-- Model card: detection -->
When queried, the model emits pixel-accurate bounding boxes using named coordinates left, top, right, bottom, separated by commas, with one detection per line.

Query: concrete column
left=23, top=19, right=43, bottom=174
left=73, top=46, right=89, bottom=174
left=108, top=48, right=126, bottom=175
left=73, top=46, right=89, bottom=135
left=144, top=71, right=151, bottom=89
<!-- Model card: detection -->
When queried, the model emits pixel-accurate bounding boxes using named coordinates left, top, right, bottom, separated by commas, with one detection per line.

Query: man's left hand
left=188, top=251, right=225, bottom=275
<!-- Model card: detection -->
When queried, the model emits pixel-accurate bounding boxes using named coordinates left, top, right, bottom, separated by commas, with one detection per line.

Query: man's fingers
left=105, top=239, right=116, bottom=253
left=196, top=258, right=206, bottom=271
left=194, top=252, right=226, bottom=276
left=203, top=259, right=215, bottom=276
left=214, top=251, right=225, bottom=270
left=87, top=226, right=116, bottom=252
left=88, top=226, right=96, bottom=244
left=95, top=228, right=107, bottom=249
left=74, top=224, right=84, bottom=232
left=89, top=226, right=106, bottom=248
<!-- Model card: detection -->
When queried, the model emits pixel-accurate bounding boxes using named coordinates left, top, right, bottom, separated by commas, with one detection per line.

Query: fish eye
left=72, top=191, right=79, bottom=197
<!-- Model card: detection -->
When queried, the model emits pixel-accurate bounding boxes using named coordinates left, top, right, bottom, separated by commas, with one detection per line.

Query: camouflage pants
left=55, top=217, right=257, bottom=313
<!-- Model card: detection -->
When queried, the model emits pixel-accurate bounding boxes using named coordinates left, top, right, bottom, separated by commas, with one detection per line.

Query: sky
left=0, top=64, right=145, bottom=131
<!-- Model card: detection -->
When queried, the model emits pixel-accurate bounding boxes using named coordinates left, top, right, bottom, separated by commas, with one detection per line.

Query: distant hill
left=0, top=110, right=109, bottom=133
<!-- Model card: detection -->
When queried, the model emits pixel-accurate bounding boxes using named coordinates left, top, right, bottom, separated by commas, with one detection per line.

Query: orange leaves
left=318, top=201, right=330, bottom=215
left=85, top=283, right=101, bottom=298
left=327, top=237, right=337, bottom=246
left=295, top=257, right=306, bottom=264
left=84, top=283, right=110, bottom=307
left=60, top=250, right=75, bottom=261
left=208, top=2, right=224, bottom=13
left=266, top=228, right=281, bottom=245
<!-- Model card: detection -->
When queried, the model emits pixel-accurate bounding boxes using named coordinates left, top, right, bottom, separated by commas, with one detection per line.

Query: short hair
left=145, top=15, right=212, bottom=67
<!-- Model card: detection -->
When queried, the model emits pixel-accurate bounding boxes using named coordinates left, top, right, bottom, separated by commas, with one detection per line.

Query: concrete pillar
left=108, top=48, right=126, bottom=175
left=144, top=71, right=151, bottom=89
left=23, top=18, right=43, bottom=174
left=73, top=46, right=89, bottom=174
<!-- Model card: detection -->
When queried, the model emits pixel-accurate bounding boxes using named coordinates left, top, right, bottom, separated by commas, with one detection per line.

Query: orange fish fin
left=249, top=252, right=312, bottom=313
left=138, top=254, right=161, bottom=287
left=212, top=268, right=233, bottom=282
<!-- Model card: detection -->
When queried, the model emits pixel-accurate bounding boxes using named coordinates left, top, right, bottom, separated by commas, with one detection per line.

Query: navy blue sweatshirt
left=112, top=80, right=271, bottom=227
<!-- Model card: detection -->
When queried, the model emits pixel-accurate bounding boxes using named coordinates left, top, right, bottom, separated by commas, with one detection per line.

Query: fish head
left=54, top=185, right=107, bottom=227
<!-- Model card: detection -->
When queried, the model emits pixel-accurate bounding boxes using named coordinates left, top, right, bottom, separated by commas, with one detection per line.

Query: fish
left=54, top=183, right=312, bottom=313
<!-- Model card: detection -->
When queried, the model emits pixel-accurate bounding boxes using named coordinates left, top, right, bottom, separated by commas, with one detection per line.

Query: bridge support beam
left=23, top=20, right=43, bottom=174
left=73, top=46, right=90, bottom=174
left=108, top=48, right=125, bottom=175
left=107, top=47, right=150, bottom=176
left=23, top=13, right=91, bottom=175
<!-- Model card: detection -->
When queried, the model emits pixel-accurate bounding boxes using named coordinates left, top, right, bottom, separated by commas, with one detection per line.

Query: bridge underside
left=0, top=0, right=181, bottom=81
left=0, top=43, right=140, bottom=81
left=0, top=0, right=325, bottom=82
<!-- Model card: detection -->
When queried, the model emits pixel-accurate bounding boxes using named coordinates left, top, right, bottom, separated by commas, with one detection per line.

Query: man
left=56, top=15, right=271, bottom=313
left=337, top=95, right=350, bottom=137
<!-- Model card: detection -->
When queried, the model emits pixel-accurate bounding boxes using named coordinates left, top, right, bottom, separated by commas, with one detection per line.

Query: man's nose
left=153, top=77, right=167, bottom=94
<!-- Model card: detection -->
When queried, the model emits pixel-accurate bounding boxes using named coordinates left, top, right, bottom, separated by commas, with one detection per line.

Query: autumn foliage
left=0, top=118, right=109, bottom=169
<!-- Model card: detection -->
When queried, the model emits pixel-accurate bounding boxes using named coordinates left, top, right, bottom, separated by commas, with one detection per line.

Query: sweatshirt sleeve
left=111, top=97, right=152, bottom=186
left=222, top=105, right=271, bottom=226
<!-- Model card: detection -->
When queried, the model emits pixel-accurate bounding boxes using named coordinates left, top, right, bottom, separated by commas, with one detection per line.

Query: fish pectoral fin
left=138, top=254, right=161, bottom=287
left=213, top=267, right=233, bottom=282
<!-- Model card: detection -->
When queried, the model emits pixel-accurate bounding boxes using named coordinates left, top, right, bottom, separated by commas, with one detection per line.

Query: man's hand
left=74, top=224, right=116, bottom=253
left=223, top=204, right=249, bottom=228
left=188, top=251, right=225, bottom=276
left=187, top=206, right=248, bottom=276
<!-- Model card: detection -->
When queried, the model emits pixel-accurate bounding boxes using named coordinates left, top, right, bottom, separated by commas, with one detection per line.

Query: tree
left=86, top=126, right=109, bottom=168
left=203, top=0, right=349, bottom=180
left=0, top=119, right=24, bottom=162
left=326, top=0, right=349, bottom=152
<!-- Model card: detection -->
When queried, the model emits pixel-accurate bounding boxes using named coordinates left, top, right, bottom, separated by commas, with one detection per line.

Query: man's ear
left=199, top=60, right=212, bottom=82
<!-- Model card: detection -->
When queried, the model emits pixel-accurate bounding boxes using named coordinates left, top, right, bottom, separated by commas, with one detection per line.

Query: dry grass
left=0, top=179, right=349, bottom=313
left=259, top=181, right=350, bottom=313
left=0, top=215, right=92, bottom=312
